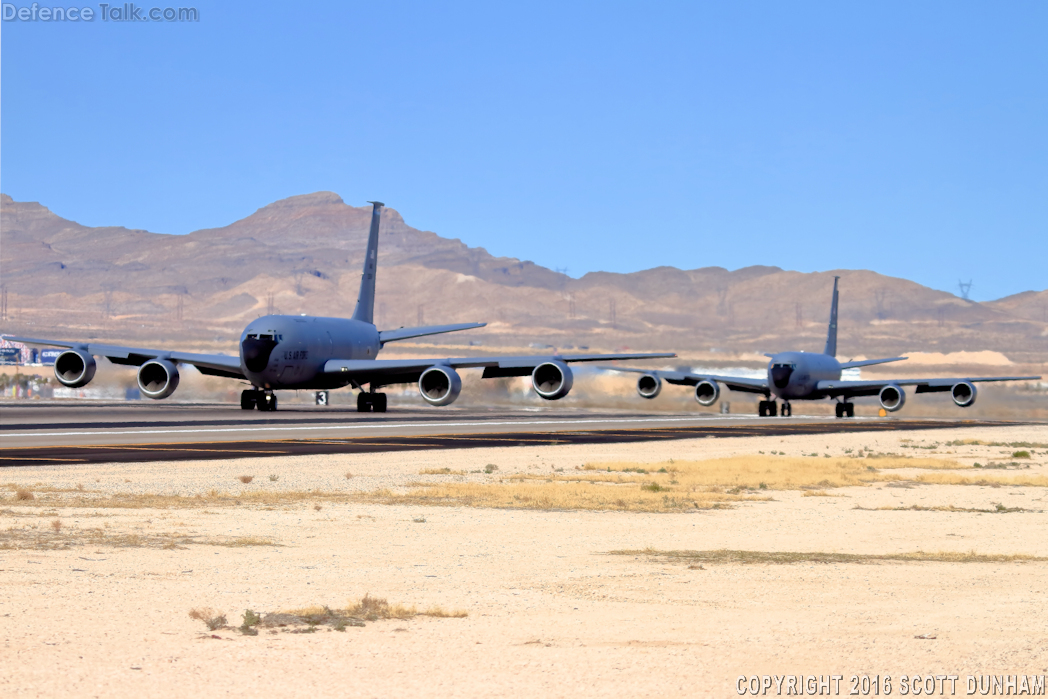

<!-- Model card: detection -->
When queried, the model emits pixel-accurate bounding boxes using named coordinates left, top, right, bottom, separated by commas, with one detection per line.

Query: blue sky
left=2, top=1, right=1045, bottom=301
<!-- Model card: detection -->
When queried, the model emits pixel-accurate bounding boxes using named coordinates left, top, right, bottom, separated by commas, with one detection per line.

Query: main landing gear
left=241, top=389, right=277, bottom=412
left=835, top=402, right=855, bottom=418
left=357, top=391, right=387, bottom=413
left=758, top=400, right=792, bottom=417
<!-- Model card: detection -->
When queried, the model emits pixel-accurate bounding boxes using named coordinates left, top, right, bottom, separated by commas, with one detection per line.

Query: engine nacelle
left=951, top=381, right=977, bottom=408
left=694, top=379, right=720, bottom=406
left=878, top=384, right=906, bottom=412
left=137, top=359, right=180, bottom=400
left=418, top=365, right=462, bottom=406
left=54, top=350, right=96, bottom=388
left=636, top=374, right=662, bottom=399
left=532, top=361, right=573, bottom=400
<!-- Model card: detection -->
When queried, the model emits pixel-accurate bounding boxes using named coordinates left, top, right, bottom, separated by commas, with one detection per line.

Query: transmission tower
left=958, top=280, right=973, bottom=301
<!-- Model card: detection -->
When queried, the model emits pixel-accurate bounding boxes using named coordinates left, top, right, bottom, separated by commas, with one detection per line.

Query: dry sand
left=2, top=425, right=1047, bottom=697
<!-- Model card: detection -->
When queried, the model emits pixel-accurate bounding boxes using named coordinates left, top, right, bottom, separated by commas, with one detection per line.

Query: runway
left=0, top=401, right=1023, bottom=467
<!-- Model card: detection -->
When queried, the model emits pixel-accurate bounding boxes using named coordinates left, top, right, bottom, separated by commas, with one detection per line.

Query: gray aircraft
left=4, top=201, right=674, bottom=412
left=604, top=277, right=1039, bottom=418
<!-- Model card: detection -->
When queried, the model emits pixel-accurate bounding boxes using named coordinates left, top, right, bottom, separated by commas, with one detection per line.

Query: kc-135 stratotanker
left=603, top=277, right=1039, bottom=417
left=4, top=201, right=674, bottom=411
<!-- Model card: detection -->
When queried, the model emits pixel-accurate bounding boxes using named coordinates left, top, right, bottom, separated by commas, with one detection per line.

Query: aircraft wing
left=324, top=352, right=675, bottom=388
left=1, top=335, right=245, bottom=379
left=598, top=366, right=769, bottom=394
left=814, top=375, right=1041, bottom=398
left=838, top=357, right=908, bottom=369
left=378, top=323, right=486, bottom=344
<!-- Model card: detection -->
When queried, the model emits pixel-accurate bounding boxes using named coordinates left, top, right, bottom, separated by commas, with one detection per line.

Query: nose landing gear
left=781, top=401, right=792, bottom=417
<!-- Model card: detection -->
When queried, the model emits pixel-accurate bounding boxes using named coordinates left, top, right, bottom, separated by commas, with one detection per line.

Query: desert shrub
left=189, top=608, right=227, bottom=631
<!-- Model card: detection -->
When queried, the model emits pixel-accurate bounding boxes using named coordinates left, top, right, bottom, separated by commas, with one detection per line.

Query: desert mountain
left=1, top=192, right=1045, bottom=364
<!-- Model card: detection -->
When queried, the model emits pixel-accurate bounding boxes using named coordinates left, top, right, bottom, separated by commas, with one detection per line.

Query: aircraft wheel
left=782, top=402, right=792, bottom=417
left=374, top=393, right=387, bottom=413
left=258, top=392, right=277, bottom=411
left=357, top=393, right=372, bottom=413
left=843, top=402, right=855, bottom=418
left=835, top=402, right=844, bottom=418
left=758, top=400, right=777, bottom=417
left=240, top=390, right=257, bottom=410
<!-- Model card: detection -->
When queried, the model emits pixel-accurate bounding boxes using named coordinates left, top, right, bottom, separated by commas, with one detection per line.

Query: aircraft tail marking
left=352, top=201, right=384, bottom=324
left=823, top=275, right=840, bottom=357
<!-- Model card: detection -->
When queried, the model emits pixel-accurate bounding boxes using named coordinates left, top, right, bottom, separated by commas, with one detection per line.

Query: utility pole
left=0, top=286, right=7, bottom=322
left=267, top=292, right=275, bottom=315
left=568, top=294, right=576, bottom=319
left=418, top=304, right=424, bottom=325
left=609, top=299, right=616, bottom=329
left=795, top=303, right=803, bottom=328
left=176, top=293, right=184, bottom=322
left=958, top=280, right=973, bottom=301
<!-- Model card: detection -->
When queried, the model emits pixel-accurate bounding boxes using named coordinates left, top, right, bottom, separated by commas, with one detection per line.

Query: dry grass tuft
left=238, top=475, right=254, bottom=484
left=0, top=527, right=276, bottom=551
left=268, top=595, right=466, bottom=632
left=853, top=504, right=1029, bottom=514
left=346, top=593, right=418, bottom=621
left=613, top=548, right=1048, bottom=565
left=352, top=481, right=764, bottom=512
left=189, top=608, right=227, bottom=631
left=350, top=454, right=981, bottom=513
left=913, top=473, right=1048, bottom=487
left=0, top=487, right=356, bottom=511
left=802, top=490, right=832, bottom=497
left=344, top=472, right=354, bottom=480
left=15, top=489, right=34, bottom=501
left=419, top=468, right=467, bottom=475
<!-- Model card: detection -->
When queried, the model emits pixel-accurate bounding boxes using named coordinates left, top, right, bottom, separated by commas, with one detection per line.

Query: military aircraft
left=602, top=277, right=1039, bottom=418
left=4, top=201, right=674, bottom=412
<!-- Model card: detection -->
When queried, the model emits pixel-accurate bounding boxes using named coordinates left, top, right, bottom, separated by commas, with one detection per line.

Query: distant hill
left=1, top=192, right=1045, bottom=363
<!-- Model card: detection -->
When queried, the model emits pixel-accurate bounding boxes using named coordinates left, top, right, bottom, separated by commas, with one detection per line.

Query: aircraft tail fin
left=351, top=201, right=383, bottom=324
left=823, top=275, right=840, bottom=357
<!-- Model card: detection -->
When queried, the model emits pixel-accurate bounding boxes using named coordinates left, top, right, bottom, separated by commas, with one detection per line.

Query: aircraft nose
left=771, top=365, right=793, bottom=389
left=242, top=335, right=279, bottom=373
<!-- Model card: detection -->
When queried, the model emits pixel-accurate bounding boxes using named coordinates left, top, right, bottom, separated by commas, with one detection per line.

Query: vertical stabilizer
left=352, top=201, right=383, bottom=324
left=823, top=276, right=840, bottom=357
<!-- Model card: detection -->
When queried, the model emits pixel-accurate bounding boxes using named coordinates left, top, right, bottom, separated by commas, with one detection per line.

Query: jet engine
left=878, top=384, right=906, bottom=412
left=54, top=350, right=96, bottom=388
left=636, top=374, right=662, bottom=399
left=418, top=365, right=462, bottom=406
left=694, top=379, right=720, bottom=406
left=137, top=359, right=180, bottom=399
left=951, top=381, right=977, bottom=408
left=532, top=361, right=573, bottom=400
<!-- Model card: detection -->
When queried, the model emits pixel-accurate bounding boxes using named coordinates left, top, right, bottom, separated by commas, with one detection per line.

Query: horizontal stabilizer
left=838, top=356, right=908, bottom=369
left=378, top=323, right=487, bottom=344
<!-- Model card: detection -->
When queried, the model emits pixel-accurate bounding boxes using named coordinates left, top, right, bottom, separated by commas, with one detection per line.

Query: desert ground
left=2, top=424, right=1047, bottom=697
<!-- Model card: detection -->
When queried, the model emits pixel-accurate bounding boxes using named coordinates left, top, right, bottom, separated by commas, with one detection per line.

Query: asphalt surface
left=0, top=401, right=1023, bottom=468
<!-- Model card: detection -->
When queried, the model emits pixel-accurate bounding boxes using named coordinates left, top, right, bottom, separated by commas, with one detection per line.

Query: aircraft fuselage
left=766, top=351, right=841, bottom=400
left=240, top=314, right=380, bottom=390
